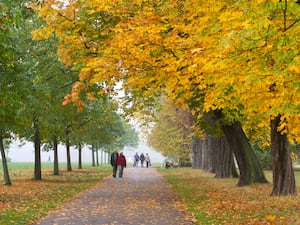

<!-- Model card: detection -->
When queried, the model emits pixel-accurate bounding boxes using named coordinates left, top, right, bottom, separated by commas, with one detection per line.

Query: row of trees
left=0, top=1, right=138, bottom=185
left=31, top=1, right=300, bottom=195
left=147, top=98, right=193, bottom=166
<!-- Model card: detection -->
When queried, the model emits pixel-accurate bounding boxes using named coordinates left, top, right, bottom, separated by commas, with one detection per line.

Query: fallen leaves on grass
left=0, top=167, right=111, bottom=225
left=159, top=168, right=300, bottom=225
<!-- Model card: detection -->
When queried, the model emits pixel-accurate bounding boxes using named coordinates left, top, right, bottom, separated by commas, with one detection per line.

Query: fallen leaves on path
left=31, top=167, right=195, bottom=225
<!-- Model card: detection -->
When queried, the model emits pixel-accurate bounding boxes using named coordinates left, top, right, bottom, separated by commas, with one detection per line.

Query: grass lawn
left=158, top=168, right=300, bottom=225
left=0, top=163, right=111, bottom=225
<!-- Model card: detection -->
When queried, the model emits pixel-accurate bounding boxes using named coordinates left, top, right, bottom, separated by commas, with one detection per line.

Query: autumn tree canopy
left=36, top=0, right=300, bottom=145
left=30, top=0, right=300, bottom=193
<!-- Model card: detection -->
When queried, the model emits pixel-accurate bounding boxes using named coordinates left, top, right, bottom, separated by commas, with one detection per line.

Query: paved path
left=32, top=167, right=195, bottom=225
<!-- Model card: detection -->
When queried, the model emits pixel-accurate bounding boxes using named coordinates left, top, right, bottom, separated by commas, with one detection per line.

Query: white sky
left=7, top=140, right=165, bottom=163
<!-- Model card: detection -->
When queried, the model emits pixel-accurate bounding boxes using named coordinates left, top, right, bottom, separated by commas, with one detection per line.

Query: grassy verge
left=0, top=164, right=111, bottom=225
left=158, top=168, right=300, bottom=225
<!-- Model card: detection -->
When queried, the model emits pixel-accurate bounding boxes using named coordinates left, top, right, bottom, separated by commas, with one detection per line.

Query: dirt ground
left=31, top=167, right=195, bottom=225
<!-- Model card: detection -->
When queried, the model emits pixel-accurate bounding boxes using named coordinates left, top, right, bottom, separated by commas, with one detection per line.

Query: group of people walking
left=110, top=150, right=127, bottom=178
left=133, top=152, right=151, bottom=168
left=110, top=150, right=151, bottom=178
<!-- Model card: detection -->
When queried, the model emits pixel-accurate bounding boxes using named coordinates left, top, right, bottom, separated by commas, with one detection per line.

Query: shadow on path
left=32, top=167, right=195, bottom=225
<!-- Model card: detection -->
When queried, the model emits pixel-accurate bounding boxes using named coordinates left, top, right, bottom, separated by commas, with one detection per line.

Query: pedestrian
left=134, top=152, right=139, bottom=167
left=117, top=152, right=127, bottom=178
left=145, top=153, right=151, bottom=168
left=140, top=153, right=145, bottom=167
left=110, top=149, right=119, bottom=178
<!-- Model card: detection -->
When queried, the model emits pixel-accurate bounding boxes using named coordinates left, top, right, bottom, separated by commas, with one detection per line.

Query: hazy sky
left=7, top=140, right=165, bottom=163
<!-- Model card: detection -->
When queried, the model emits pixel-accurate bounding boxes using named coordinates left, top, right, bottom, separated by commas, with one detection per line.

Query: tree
left=204, top=1, right=299, bottom=195
left=0, top=133, right=12, bottom=185
left=270, top=116, right=296, bottom=195
left=192, top=134, right=237, bottom=178
left=148, top=98, right=193, bottom=166
left=32, top=0, right=299, bottom=193
left=32, top=0, right=266, bottom=185
left=0, top=0, right=30, bottom=185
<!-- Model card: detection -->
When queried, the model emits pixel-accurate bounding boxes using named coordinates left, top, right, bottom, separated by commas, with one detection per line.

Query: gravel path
left=32, top=167, right=195, bottom=225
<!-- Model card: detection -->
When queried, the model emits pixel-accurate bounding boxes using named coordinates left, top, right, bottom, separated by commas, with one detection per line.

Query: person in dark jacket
left=110, top=149, right=119, bottom=178
left=117, top=152, right=127, bottom=178
left=134, top=152, right=140, bottom=167
left=140, top=153, right=145, bottom=167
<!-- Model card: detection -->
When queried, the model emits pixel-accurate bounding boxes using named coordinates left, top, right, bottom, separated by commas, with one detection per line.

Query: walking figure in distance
left=140, top=153, right=145, bottom=167
left=117, top=152, right=127, bottom=178
left=134, top=152, right=139, bottom=167
left=110, top=149, right=119, bottom=178
left=145, top=153, right=151, bottom=168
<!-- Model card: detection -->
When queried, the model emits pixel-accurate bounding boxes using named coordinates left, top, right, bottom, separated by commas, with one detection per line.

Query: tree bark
left=53, top=136, right=59, bottom=175
left=214, top=135, right=236, bottom=178
left=192, top=135, right=236, bottom=178
left=78, top=143, right=82, bottom=169
left=34, top=119, right=42, bottom=180
left=0, top=132, right=12, bottom=185
left=221, top=119, right=268, bottom=186
left=270, top=115, right=296, bottom=196
left=92, top=144, right=96, bottom=167
left=96, top=149, right=99, bottom=166
left=64, top=126, right=72, bottom=172
left=192, top=138, right=200, bottom=168
left=192, top=137, right=204, bottom=169
left=66, top=137, right=72, bottom=171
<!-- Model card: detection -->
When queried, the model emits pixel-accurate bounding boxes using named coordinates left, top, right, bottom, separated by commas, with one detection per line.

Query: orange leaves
left=79, top=68, right=92, bottom=81
left=265, top=214, right=276, bottom=222
left=87, top=92, right=97, bottom=101
left=62, top=82, right=87, bottom=111
left=62, top=93, right=72, bottom=106
left=31, top=27, right=54, bottom=40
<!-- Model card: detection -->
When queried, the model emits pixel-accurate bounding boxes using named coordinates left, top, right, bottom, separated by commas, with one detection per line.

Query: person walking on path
left=145, top=153, right=151, bottom=168
left=140, top=153, right=145, bottom=167
left=117, top=152, right=127, bottom=178
left=133, top=152, right=139, bottom=167
left=32, top=167, right=195, bottom=225
left=110, top=149, right=119, bottom=178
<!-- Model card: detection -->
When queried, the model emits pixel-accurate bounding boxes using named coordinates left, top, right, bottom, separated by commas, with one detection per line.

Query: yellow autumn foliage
left=31, top=0, right=300, bottom=146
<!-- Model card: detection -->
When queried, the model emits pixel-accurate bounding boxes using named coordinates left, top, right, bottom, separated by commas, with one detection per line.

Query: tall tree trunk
left=92, top=144, right=95, bottom=167
left=66, top=137, right=72, bottom=171
left=192, top=137, right=201, bottom=168
left=33, top=119, right=42, bottom=180
left=192, top=135, right=236, bottom=178
left=221, top=120, right=268, bottom=186
left=101, top=149, right=103, bottom=165
left=211, top=110, right=268, bottom=186
left=53, top=136, right=59, bottom=175
left=65, top=126, right=72, bottom=172
left=78, top=143, right=82, bottom=169
left=205, top=135, right=214, bottom=173
left=0, top=132, right=11, bottom=185
left=270, top=115, right=296, bottom=196
left=96, top=149, right=99, bottom=166
left=214, top=135, right=236, bottom=178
